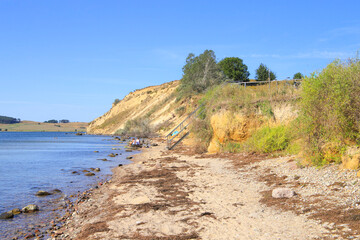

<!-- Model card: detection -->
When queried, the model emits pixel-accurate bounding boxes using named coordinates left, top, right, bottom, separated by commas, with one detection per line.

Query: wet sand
left=56, top=139, right=360, bottom=239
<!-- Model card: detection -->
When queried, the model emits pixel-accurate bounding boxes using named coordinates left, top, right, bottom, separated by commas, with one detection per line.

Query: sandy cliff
left=87, top=81, right=181, bottom=135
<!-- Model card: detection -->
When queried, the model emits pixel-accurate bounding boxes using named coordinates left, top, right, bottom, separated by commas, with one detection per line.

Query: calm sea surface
left=0, top=132, right=132, bottom=238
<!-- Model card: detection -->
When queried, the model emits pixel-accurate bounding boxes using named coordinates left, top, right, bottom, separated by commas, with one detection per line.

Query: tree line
left=0, top=116, right=21, bottom=124
left=44, top=119, right=70, bottom=123
left=178, top=49, right=303, bottom=98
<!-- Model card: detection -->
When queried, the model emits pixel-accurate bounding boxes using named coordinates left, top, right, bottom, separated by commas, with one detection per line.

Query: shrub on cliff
left=118, top=117, right=153, bottom=137
left=300, top=57, right=360, bottom=165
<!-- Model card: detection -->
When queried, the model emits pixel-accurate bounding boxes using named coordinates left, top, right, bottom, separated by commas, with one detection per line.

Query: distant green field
left=0, top=121, right=88, bottom=132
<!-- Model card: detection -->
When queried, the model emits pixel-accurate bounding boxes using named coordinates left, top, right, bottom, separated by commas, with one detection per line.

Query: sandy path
left=56, top=140, right=359, bottom=239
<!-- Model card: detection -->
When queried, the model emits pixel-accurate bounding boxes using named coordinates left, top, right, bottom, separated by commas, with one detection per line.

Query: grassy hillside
left=0, top=121, right=88, bottom=132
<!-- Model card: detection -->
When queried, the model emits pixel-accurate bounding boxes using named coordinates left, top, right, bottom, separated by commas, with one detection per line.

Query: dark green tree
left=0, top=115, right=20, bottom=124
left=293, top=72, right=304, bottom=79
left=178, top=50, right=224, bottom=98
left=218, top=57, right=250, bottom=82
left=255, top=63, right=276, bottom=82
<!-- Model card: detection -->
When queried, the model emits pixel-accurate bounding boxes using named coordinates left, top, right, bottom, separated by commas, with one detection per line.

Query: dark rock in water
left=51, top=189, right=62, bottom=193
left=22, top=204, right=39, bottom=213
left=152, top=143, right=159, bottom=146
left=90, top=168, right=95, bottom=171
left=108, top=153, right=116, bottom=157
left=11, top=208, right=21, bottom=215
left=126, top=156, right=133, bottom=159
left=97, top=158, right=109, bottom=161
left=0, top=212, right=14, bottom=219
left=75, top=132, right=83, bottom=136
left=82, top=170, right=89, bottom=173
left=35, top=190, right=52, bottom=196
left=94, top=168, right=100, bottom=172
left=114, top=137, right=120, bottom=140
left=125, top=149, right=132, bottom=152
left=72, top=171, right=78, bottom=174
left=94, top=151, right=99, bottom=153
left=118, top=164, right=123, bottom=167
left=85, top=172, right=95, bottom=176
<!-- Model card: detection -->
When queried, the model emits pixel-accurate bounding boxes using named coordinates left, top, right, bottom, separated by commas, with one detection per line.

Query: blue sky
left=0, top=0, right=359, bottom=122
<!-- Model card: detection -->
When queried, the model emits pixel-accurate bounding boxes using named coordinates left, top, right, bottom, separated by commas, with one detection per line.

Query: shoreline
left=54, top=139, right=360, bottom=239
left=0, top=133, right=132, bottom=240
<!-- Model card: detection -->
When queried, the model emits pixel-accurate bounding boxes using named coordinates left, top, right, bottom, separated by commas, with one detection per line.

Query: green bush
left=117, top=117, right=153, bottom=137
left=113, top=98, right=120, bottom=105
left=300, top=57, right=360, bottom=165
left=245, top=125, right=289, bottom=153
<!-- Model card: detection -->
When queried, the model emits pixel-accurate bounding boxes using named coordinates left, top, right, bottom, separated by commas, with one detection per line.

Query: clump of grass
left=244, top=125, right=290, bottom=153
left=190, top=118, right=213, bottom=152
left=222, top=141, right=242, bottom=153
left=175, top=106, right=186, bottom=116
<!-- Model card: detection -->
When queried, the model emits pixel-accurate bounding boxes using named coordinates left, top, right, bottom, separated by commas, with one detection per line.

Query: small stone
left=118, top=164, right=123, bottom=167
left=11, top=208, right=21, bottom=215
left=35, top=190, right=52, bottom=196
left=155, top=162, right=162, bottom=169
left=85, top=172, right=95, bottom=176
left=126, top=156, right=133, bottom=159
left=94, top=151, right=99, bottom=153
left=22, top=204, right=39, bottom=213
left=108, top=153, right=116, bottom=157
left=125, top=149, right=132, bottom=152
left=94, top=168, right=100, bottom=172
left=272, top=188, right=296, bottom=198
left=0, top=212, right=14, bottom=219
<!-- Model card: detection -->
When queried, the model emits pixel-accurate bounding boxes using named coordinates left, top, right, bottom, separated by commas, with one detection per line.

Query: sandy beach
left=55, top=139, right=360, bottom=240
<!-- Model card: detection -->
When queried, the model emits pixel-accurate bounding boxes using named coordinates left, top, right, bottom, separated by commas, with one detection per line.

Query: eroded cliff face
left=87, top=81, right=180, bottom=135
left=207, top=103, right=298, bottom=153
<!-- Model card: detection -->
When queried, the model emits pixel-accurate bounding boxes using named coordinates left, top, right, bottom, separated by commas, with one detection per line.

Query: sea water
left=0, top=132, right=133, bottom=238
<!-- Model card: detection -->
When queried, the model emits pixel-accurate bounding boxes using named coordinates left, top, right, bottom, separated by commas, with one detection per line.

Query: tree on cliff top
left=293, top=72, right=304, bottom=79
left=255, top=63, right=276, bottom=82
left=218, top=57, right=250, bottom=82
left=178, top=50, right=224, bottom=99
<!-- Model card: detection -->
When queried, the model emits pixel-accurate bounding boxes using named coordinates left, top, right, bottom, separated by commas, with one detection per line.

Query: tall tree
left=255, top=63, right=276, bottom=81
left=293, top=72, right=304, bottom=79
left=218, top=57, right=250, bottom=82
left=179, top=50, right=224, bottom=97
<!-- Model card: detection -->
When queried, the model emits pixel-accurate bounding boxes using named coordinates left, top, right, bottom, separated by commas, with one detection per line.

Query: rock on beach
left=35, top=190, right=52, bottom=196
left=272, top=188, right=296, bottom=198
left=22, top=204, right=39, bottom=213
left=0, top=212, right=14, bottom=219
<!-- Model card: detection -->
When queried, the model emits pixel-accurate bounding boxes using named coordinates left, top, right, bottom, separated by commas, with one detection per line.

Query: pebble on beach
left=22, top=204, right=39, bottom=213
left=0, top=212, right=14, bottom=219
left=35, top=190, right=52, bottom=196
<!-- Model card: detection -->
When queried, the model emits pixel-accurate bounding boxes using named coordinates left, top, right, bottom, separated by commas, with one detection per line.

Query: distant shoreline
left=0, top=121, right=88, bottom=132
